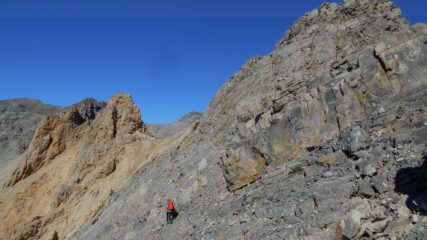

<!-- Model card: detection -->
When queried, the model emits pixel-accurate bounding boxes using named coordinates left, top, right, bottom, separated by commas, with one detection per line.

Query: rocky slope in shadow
left=69, top=1, right=427, bottom=239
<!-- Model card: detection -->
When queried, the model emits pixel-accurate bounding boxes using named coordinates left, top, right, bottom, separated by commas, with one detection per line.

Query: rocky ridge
left=0, top=93, right=169, bottom=239
left=0, top=99, right=61, bottom=184
left=0, top=97, right=106, bottom=174
left=1, top=0, right=426, bottom=239
left=70, top=1, right=427, bottom=239
left=0, top=98, right=106, bottom=187
left=147, top=112, right=202, bottom=139
left=0, top=99, right=61, bottom=161
left=70, top=98, right=107, bottom=121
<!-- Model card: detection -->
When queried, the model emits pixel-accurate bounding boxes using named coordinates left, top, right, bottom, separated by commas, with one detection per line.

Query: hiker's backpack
left=167, top=200, right=174, bottom=211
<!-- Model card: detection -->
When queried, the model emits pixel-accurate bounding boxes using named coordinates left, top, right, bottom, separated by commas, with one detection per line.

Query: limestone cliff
left=70, top=1, right=427, bottom=240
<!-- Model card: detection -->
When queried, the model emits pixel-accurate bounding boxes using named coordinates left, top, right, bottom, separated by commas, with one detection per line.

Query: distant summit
left=69, top=98, right=107, bottom=121
left=0, top=99, right=61, bottom=180
left=147, top=112, right=202, bottom=139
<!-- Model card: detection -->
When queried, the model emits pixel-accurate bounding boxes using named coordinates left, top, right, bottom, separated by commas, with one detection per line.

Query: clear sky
left=0, top=0, right=426, bottom=123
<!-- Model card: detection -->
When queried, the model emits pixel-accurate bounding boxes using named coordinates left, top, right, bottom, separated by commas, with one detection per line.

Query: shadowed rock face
left=395, top=155, right=427, bottom=215
left=70, top=98, right=107, bottom=121
left=70, top=97, right=106, bottom=116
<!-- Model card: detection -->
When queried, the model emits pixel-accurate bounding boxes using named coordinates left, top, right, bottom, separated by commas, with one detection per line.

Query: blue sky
left=0, top=1, right=426, bottom=123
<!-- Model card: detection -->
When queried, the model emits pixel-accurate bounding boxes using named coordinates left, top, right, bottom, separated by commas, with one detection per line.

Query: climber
left=166, top=199, right=175, bottom=224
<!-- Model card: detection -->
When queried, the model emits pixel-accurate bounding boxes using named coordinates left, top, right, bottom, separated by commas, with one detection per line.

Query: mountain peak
left=277, top=0, right=406, bottom=48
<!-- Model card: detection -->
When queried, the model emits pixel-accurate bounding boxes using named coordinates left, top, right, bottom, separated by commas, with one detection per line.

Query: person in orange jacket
left=166, top=199, right=175, bottom=224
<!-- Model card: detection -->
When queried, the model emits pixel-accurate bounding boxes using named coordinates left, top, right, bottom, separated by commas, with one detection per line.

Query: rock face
left=0, top=93, right=160, bottom=240
left=2, top=1, right=427, bottom=240
left=70, top=98, right=106, bottom=121
left=0, top=99, right=61, bottom=184
left=4, top=97, right=108, bottom=188
left=147, top=112, right=202, bottom=138
left=0, top=99, right=61, bottom=159
left=0, top=97, right=106, bottom=183
left=69, top=1, right=427, bottom=240
left=5, top=107, right=84, bottom=187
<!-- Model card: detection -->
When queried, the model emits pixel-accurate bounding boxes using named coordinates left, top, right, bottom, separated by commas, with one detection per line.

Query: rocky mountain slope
left=0, top=98, right=106, bottom=186
left=1, top=0, right=427, bottom=239
left=0, top=99, right=61, bottom=184
left=147, top=112, right=202, bottom=139
left=70, top=1, right=427, bottom=239
left=0, top=94, right=171, bottom=239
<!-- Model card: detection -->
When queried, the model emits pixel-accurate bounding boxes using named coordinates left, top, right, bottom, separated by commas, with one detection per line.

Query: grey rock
left=411, top=214, right=419, bottom=223
left=359, top=178, right=375, bottom=198
left=70, top=98, right=106, bottom=121
left=344, top=209, right=363, bottom=239
left=341, top=126, right=370, bottom=158
left=372, top=175, right=388, bottom=194
left=364, top=218, right=389, bottom=236
left=3, top=0, right=427, bottom=239
left=363, top=164, right=377, bottom=177
left=147, top=112, right=202, bottom=139
left=322, top=171, right=333, bottom=177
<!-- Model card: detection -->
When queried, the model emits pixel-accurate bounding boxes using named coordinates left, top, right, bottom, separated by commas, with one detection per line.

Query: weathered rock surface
left=70, top=98, right=106, bottom=121
left=4, top=97, right=108, bottom=188
left=0, top=93, right=163, bottom=240
left=0, top=97, right=106, bottom=185
left=147, top=112, right=202, bottom=139
left=68, top=1, right=427, bottom=240
left=5, top=107, right=85, bottom=187
left=0, top=99, right=61, bottom=185
left=2, top=0, right=427, bottom=240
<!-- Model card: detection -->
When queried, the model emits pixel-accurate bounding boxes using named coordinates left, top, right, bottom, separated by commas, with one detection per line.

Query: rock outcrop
left=4, top=96, right=109, bottom=188
left=0, top=97, right=106, bottom=184
left=5, top=107, right=85, bottom=187
left=0, top=99, right=61, bottom=183
left=0, top=93, right=162, bottom=240
left=70, top=98, right=106, bottom=121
